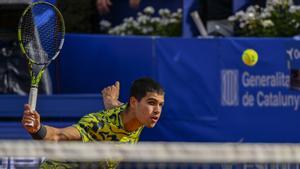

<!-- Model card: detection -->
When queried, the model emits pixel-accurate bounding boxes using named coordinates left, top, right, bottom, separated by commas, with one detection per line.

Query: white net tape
left=1, top=141, right=300, bottom=164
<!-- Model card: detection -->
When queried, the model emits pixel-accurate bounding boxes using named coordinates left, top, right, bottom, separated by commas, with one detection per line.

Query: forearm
left=44, top=126, right=66, bottom=141
left=104, top=99, right=124, bottom=110
left=32, top=125, right=81, bottom=141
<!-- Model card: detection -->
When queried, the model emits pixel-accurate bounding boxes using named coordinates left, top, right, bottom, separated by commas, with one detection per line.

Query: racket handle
left=29, top=87, right=38, bottom=111
left=26, top=87, right=38, bottom=127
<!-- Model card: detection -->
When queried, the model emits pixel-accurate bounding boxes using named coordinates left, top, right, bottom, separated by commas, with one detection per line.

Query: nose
left=153, top=105, right=161, bottom=115
left=153, top=110, right=159, bottom=115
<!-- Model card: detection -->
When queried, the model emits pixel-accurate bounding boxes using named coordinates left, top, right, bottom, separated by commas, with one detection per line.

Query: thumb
left=115, top=81, right=120, bottom=90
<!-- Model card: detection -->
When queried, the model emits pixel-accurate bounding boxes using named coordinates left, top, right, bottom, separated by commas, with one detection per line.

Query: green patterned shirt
left=40, top=104, right=143, bottom=169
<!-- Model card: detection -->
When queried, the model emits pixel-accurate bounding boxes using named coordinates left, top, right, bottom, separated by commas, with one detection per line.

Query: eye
left=148, top=101, right=156, bottom=106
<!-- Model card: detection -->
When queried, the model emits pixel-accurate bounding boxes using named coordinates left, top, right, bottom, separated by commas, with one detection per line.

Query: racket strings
left=21, top=3, right=63, bottom=64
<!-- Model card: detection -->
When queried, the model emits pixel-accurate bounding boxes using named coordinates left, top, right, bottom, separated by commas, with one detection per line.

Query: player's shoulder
left=104, top=104, right=127, bottom=122
left=105, top=104, right=127, bottom=115
left=87, top=104, right=127, bottom=121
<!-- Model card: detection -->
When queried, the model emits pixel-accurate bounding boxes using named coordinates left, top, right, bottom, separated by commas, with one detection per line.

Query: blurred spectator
left=198, top=0, right=233, bottom=36
left=96, top=0, right=142, bottom=33
left=58, top=0, right=181, bottom=34
left=57, top=0, right=98, bottom=33
left=96, top=0, right=141, bottom=15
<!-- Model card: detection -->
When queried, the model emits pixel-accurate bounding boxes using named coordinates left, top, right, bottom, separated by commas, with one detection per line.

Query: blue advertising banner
left=140, top=38, right=300, bottom=142
left=217, top=38, right=300, bottom=142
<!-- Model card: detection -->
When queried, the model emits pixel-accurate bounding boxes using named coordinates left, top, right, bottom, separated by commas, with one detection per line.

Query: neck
left=120, top=107, right=142, bottom=132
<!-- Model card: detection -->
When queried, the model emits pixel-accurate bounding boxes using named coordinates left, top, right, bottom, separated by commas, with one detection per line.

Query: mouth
left=150, top=116, right=159, bottom=122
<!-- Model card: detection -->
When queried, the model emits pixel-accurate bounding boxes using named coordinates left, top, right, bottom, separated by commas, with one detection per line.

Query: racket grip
left=26, top=87, right=38, bottom=127
left=29, top=87, right=38, bottom=111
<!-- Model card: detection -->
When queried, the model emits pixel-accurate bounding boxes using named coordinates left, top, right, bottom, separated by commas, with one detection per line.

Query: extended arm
left=22, top=82, right=123, bottom=141
left=22, top=104, right=81, bottom=141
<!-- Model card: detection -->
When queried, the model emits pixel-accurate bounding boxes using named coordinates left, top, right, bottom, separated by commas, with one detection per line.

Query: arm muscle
left=44, top=126, right=81, bottom=141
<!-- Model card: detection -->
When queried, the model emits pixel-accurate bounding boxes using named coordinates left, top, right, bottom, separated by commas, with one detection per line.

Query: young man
left=22, top=77, right=165, bottom=168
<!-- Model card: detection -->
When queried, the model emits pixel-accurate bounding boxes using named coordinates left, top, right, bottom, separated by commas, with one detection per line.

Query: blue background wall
left=2, top=35, right=300, bottom=142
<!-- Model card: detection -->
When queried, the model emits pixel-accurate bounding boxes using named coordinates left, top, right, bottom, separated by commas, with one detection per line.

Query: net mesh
left=1, top=141, right=300, bottom=169
left=20, top=2, right=63, bottom=64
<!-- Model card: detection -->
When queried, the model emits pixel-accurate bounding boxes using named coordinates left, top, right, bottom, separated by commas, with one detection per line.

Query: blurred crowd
left=54, top=0, right=300, bottom=37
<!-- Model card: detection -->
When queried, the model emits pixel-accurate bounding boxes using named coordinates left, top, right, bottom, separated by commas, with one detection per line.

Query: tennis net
left=1, top=140, right=300, bottom=168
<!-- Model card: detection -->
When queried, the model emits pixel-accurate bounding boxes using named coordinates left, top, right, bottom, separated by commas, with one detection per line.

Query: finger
left=24, top=104, right=31, bottom=111
left=23, top=119, right=34, bottom=124
left=23, top=117, right=34, bottom=124
left=105, top=87, right=112, bottom=94
left=24, top=112, right=35, bottom=117
left=101, top=87, right=106, bottom=95
left=29, top=115, right=36, bottom=121
left=24, top=122, right=34, bottom=127
left=33, top=111, right=40, bottom=121
left=24, top=104, right=36, bottom=115
left=115, top=81, right=120, bottom=90
left=23, top=115, right=35, bottom=121
left=23, top=114, right=35, bottom=122
left=23, top=110, right=32, bottom=116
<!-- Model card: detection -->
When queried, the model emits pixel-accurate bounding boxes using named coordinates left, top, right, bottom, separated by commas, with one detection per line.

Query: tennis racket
left=18, top=1, right=65, bottom=126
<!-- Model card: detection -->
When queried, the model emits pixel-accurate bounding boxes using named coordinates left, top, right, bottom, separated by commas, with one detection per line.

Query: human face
left=132, top=92, right=164, bottom=128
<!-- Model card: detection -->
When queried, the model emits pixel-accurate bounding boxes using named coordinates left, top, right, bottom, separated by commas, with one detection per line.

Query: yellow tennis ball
left=242, top=49, right=258, bottom=66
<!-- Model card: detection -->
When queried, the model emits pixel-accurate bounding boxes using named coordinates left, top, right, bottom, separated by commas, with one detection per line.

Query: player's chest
left=96, top=124, right=139, bottom=143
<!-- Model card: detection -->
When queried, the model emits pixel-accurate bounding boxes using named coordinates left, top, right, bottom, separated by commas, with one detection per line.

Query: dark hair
left=130, top=77, right=164, bottom=101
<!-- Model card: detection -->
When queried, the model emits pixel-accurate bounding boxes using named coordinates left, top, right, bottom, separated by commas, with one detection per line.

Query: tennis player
left=22, top=77, right=165, bottom=168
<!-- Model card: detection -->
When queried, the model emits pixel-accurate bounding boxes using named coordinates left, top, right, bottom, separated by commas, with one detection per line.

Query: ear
left=129, top=96, right=138, bottom=108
